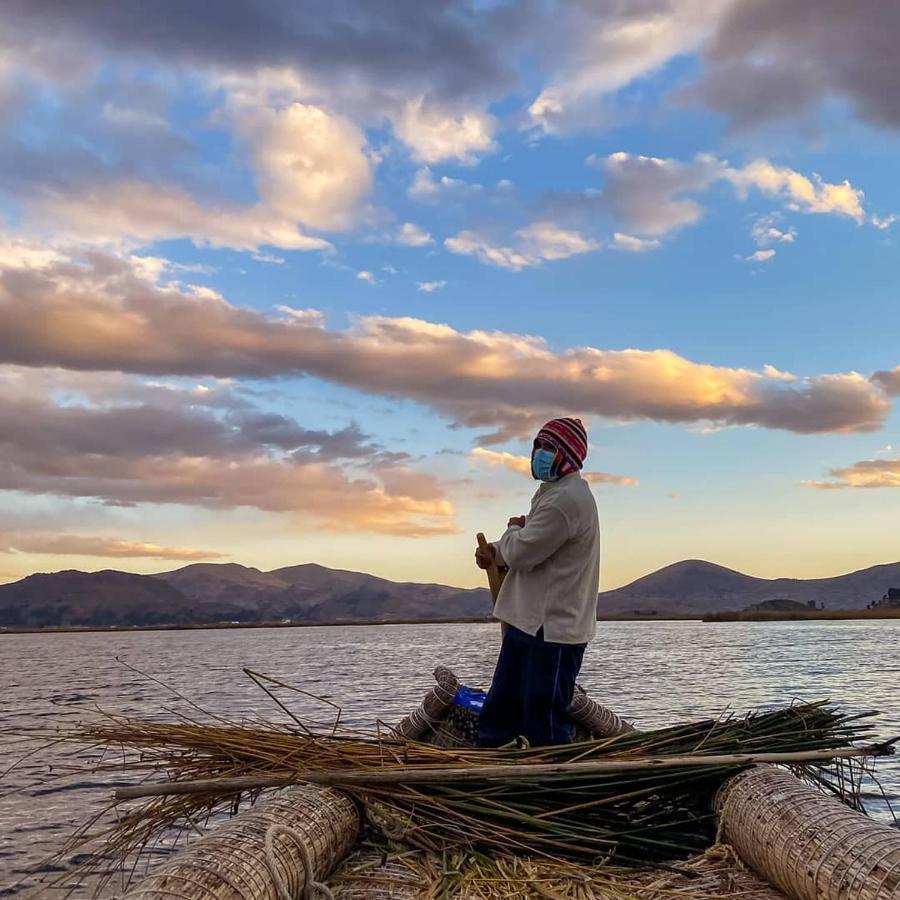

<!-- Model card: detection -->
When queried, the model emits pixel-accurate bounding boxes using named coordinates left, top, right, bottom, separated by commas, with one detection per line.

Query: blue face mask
left=531, top=448, right=560, bottom=482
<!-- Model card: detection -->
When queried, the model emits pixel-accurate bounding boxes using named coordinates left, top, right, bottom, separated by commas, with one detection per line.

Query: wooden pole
left=476, top=532, right=504, bottom=604
left=115, top=744, right=890, bottom=800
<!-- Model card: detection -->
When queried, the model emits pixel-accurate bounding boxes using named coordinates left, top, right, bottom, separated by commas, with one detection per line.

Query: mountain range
left=1, top=559, right=898, bottom=629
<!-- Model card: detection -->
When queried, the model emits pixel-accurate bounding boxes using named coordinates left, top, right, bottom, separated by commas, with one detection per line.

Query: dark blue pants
left=477, top=625, right=586, bottom=747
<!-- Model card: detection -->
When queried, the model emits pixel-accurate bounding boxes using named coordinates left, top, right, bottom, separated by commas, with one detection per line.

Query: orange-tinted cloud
left=805, top=457, right=900, bottom=490
left=0, top=248, right=891, bottom=439
left=0, top=533, right=227, bottom=560
left=0, top=366, right=458, bottom=537
left=582, top=471, right=639, bottom=486
left=471, top=448, right=637, bottom=485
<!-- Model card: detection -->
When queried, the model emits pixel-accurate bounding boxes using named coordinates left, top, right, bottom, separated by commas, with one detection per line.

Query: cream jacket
left=492, top=473, right=600, bottom=645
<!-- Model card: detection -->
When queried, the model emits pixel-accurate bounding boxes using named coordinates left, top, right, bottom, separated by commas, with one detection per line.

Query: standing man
left=475, top=417, right=600, bottom=747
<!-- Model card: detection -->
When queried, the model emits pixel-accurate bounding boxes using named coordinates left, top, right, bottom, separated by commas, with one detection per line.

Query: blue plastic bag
left=454, top=685, right=487, bottom=713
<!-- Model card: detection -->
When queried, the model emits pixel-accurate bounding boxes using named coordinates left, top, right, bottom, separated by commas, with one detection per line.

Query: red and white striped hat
left=536, top=417, right=588, bottom=473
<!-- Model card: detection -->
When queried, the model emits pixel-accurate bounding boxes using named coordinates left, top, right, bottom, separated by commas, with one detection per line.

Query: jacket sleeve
left=494, top=501, right=571, bottom=572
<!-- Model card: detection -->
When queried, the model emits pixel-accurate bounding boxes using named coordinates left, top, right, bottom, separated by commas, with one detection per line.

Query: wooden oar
left=115, top=743, right=893, bottom=800
left=476, top=532, right=505, bottom=605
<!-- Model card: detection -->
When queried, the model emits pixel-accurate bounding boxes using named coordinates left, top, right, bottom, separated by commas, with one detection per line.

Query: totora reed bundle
left=40, top=695, right=887, bottom=888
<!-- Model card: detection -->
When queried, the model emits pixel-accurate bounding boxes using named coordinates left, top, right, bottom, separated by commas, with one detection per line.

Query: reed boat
left=111, top=665, right=900, bottom=900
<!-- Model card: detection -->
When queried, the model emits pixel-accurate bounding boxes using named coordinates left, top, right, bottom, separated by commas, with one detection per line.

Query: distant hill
left=0, top=562, right=493, bottom=628
left=597, top=559, right=900, bottom=615
left=0, top=570, right=195, bottom=628
left=1, top=558, right=898, bottom=629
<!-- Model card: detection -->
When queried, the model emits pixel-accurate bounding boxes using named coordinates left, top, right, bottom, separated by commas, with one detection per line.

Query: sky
left=0, top=0, right=899, bottom=591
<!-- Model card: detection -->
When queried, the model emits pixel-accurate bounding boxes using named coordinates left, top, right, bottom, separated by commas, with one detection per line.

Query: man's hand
left=475, top=542, right=496, bottom=570
left=507, top=515, right=526, bottom=528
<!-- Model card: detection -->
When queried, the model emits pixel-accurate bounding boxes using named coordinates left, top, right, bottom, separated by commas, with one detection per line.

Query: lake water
left=2, top=620, right=899, bottom=895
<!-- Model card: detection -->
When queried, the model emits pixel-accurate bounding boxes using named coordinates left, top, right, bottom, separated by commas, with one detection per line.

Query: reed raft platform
left=118, top=668, right=900, bottom=900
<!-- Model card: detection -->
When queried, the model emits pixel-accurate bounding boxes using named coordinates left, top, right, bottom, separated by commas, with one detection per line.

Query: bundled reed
left=51, top=698, right=880, bottom=879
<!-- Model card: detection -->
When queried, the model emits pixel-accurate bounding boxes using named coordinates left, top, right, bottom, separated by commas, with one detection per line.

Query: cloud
left=728, top=160, right=865, bottom=222
left=357, top=270, right=377, bottom=285
left=751, top=215, right=796, bottom=247
left=471, top=448, right=637, bottom=485
left=587, top=151, right=721, bottom=236
left=0, top=1, right=516, bottom=108
left=393, top=97, right=497, bottom=164
left=417, top=280, right=447, bottom=293
left=871, top=367, right=900, bottom=395
left=471, top=447, right=531, bottom=475
left=408, top=168, right=484, bottom=203
left=806, top=457, right=900, bottom=490
left=0, top=364, right=457, bottom=536
left=0, top=249, right=891, bottom=439
left=612, top=233, right=661, bottom=252
left=581, top=471, right=639, bottom=486
left=445, top=222, right=599, bottom=270
left=12, top=95, right=376, bottom=252
left=0, top=533, right=227, bottom=561
left=688, top=0, right=900, bottom=132
left=528, top=0, right=719, bottom=135
left=397, top=222, right=434, bottom=247
left=569, top=152, right=867, bottom=241
left=745, top=249, right=776, bottom=263
left=229, top=100, right=375, bottom=232
left=28, top=180, right=334, bottom=253
left=872, top=214, right=897, bottom=231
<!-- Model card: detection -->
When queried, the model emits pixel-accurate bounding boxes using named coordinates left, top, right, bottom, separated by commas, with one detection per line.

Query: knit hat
left=535, top=417, right=588, bottom=476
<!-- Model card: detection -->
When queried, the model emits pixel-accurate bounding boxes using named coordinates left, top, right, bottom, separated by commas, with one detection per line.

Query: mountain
left=597, top=559, right=900, bottom=614
left=0, top=570, right=195, bottom=628
left=157, top=561, right=491, bottom=624
left=0, top=562, right=492, bottom=628
left=2, top=558, right=898, bottom=629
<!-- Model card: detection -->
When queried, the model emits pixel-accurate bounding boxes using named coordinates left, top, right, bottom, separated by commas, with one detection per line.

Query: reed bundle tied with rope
left=50, top=697, right=887, bottom=877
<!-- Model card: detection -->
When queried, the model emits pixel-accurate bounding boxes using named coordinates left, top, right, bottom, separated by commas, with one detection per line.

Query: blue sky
left=0, top=1, right=898, bottom=589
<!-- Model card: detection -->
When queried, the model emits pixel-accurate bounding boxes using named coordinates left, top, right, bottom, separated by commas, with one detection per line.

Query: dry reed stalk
left=37, top=698, right=880, bottom=875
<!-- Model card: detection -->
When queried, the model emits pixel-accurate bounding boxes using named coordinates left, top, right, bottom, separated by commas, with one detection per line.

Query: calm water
left=2, top=620, right=899, bottom=895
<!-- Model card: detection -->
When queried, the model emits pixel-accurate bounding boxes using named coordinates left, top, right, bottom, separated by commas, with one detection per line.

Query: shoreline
left=1, top=614, right=706, bottom=635
left=703, top=608, right=900, bottom=622
left=6, top=609, right=900, bottom=635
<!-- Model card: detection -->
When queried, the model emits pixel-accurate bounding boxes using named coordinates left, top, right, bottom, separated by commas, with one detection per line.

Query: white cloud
left=745, top=249, right=776, bottom=263
left=393, top=97, right=497, bottom=164
left=356, top=270, right=377, bottom=285
left=417, top=280, right=447, bottom=293
left=727, top=160, right=865, bottom=222
left=584, top=152, right=867, bottom=241
left=231, top=99, right=375, bottom=232
left=528, top=1, right=719, bottom=135
left=751, top=216, right=796, bottom=247
left=612, top=233, right=661, bottom=252
left=18, top=94, right=376, bottom=254
left=445, top=222, right=599, bottom=270
left=397, top=222, right=434, bottom=247
left=872, top=214, right=897, bottom=230
left=408, top=168, right=483, bottom=203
